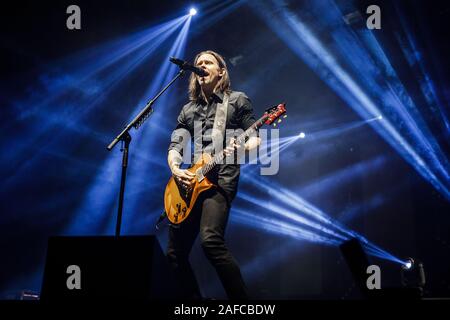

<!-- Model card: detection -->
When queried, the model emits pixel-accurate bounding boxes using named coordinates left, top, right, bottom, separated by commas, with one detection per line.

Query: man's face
left=195, top=53, right=223, bottom=90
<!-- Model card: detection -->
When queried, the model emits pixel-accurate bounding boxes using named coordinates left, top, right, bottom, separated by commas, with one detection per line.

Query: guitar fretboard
left=200, top=116, right=267, bottom=176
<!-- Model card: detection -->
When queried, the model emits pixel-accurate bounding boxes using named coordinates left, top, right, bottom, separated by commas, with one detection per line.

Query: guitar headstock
left=264, top=103, right=287, bottom=127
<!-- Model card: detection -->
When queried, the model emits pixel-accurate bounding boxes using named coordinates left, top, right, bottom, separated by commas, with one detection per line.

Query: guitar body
left=163, top=103, right=287, bottom=225
left=164, top=153, right=214, bottom=224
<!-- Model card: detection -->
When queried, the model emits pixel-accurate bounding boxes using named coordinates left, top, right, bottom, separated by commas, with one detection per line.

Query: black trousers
left=166, top=189, right=248, bottom=300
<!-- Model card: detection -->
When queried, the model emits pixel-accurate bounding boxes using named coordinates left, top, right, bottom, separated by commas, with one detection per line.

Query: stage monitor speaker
left=40, top=235, right=179, bottom=300
left=339, top=238, right=371, bottom=298
left=339, top=238, right=422, bottom=300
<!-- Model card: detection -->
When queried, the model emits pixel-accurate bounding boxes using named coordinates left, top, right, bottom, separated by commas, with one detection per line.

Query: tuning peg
left=273, top=123, right=277, bottom=127
left=278, top=119, right=282, bottom=123
left=283, top=114, right=287, bottom=118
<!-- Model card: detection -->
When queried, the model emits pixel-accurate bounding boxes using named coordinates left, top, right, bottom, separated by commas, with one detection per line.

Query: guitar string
left=200, top=117, right=266, bottom=177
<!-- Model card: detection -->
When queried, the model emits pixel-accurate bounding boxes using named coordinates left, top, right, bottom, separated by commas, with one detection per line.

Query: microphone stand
left=107, top=69, right=185, bottom=236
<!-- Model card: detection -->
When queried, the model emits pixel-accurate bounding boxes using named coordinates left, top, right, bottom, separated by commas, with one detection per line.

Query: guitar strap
left=206, top=92, right=229, bottom=155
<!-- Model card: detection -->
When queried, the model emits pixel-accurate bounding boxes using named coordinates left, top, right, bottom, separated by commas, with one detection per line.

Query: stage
left=1, top=0, right=449, bottom=307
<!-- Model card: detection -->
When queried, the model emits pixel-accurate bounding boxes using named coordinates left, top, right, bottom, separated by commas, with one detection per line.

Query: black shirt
left=168, top=90, right=256, bottom=202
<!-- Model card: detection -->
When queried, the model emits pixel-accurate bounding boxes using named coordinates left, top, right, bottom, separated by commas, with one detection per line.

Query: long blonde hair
left=188, top=50, right=231, bottom=102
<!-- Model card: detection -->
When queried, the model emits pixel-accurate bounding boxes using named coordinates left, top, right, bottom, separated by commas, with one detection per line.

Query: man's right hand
left=171, top=167, right=195, bottom=188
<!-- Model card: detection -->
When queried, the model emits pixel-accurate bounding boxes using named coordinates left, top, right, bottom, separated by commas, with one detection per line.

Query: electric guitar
left=164, top=103, right=287, bottom=224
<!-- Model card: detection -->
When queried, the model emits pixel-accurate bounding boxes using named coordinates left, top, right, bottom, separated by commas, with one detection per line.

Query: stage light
left=239, top=171, right=405, bottom=265
left=400, top=257, right=426, bottom=291
left=62, top=16, right=192, bottom=235
left=402, top=258, right=414, bottom=270
left=2, top=15, right=187, bottom=192
left=378, top=115, right=383, bottom=120
left=250, top=1, right=450, bottom=201
left=189, top=8, right=197, bottom=16
left=298, top=132, right=306, bottom=139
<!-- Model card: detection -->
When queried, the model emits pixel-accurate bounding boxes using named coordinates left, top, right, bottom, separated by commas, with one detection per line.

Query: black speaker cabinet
left=40, top=236, right=178, bottom=300
left=339, top=238, right=370, bottom=297
left=339, top=238, right=422, bottom=299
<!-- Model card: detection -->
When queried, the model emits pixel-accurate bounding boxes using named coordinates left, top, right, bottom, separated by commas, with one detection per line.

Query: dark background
left=1, top=0, right=449, bottom=299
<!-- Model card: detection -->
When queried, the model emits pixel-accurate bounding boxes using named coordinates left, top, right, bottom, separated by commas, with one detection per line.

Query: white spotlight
left=298, top=132, right=306, bottom=139
left=402, top=258, right=414, bottom=270
left=189, top=8, right=197, bottom=16
left=378, top=115, right=383, bottom=120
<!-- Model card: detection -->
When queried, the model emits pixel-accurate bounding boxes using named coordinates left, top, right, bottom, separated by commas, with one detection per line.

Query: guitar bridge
left=196, top=168, right=205, bottom=182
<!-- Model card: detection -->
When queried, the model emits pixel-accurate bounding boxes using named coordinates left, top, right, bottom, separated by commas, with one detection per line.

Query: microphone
left=170, top=57, right=209, bottom=77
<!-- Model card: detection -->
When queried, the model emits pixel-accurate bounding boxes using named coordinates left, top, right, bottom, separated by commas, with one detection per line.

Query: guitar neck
left=200, top=116, right=266, bottom=176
